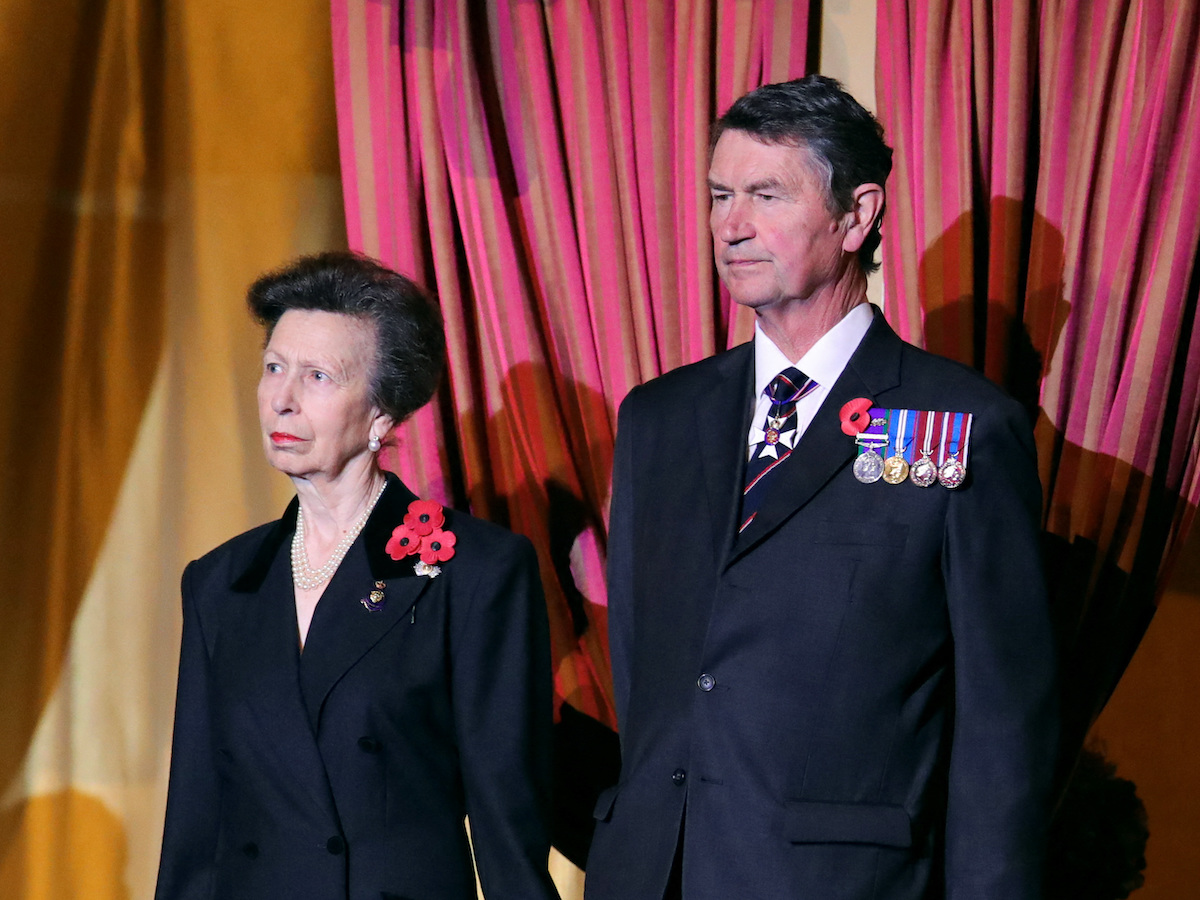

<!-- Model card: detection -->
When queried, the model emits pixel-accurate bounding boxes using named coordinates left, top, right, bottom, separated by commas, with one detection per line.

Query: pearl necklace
left=291, top=480, right=387, bottom=591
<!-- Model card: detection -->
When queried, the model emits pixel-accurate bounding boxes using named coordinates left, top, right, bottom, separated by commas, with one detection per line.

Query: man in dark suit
left=585, top=76, right=1058, bottom=900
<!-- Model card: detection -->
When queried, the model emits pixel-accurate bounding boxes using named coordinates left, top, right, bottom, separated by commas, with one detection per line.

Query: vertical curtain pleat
left=0, top=0, right=165, bottom=790
left=0, top=2, right=166, bottom=895
left=876, top=0, right=1200, bottom=760
left=2, top=1, right=348, bottom=897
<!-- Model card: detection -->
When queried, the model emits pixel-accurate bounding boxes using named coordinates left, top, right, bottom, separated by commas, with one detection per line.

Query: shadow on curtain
left=876, top=0, right=1200, bottom=775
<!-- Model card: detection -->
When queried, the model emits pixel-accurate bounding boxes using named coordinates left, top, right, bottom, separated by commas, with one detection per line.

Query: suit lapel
left=730, top=310, right=904, bottom=564
left=694, top=344, right=757, bottom=569
left=224, top=506, right=339, bottom=818
left=298, top=475, right=431, bottom=733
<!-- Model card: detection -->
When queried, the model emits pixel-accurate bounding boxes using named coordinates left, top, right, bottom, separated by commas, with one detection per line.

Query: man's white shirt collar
left=753, top=301, right=875, bottom=396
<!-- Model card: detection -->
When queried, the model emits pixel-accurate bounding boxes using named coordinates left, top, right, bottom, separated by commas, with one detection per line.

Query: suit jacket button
left=697, top=673, right=716, bottom=691
left=326, top=836, right=345, bottom=855
left=358, top=736, right=382, bottom=753
left=241, top=842, right=259, bottom=859
left=672, top=768, right=686, bottom=786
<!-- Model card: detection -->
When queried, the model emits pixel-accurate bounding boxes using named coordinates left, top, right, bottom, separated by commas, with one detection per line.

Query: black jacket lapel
left=694, top=344, right=757, bottom=569
left=297, top=475, right=432, bottom=733
left=223, top=508, right=339, bottom=818
left=730, top=310, right=904, bottom=563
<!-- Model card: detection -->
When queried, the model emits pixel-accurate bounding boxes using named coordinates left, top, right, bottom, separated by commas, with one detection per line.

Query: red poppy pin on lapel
left=840, top=397, right=873, bottom=436
left=386, top=499, right=457, bottom=578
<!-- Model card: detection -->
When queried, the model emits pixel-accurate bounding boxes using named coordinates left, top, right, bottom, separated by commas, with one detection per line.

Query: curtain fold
left=0, top=0, right=166, bottom=800
left=876, top=0, right=1200, bottom=763
left=0, top=2, right=166, bottom=896
left=331, top=0, right=813, bottom=870
left=0, top=2, right=349, bottom=897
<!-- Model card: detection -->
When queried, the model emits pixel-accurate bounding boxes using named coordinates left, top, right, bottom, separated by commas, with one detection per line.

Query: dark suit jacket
left=155, top=473, right=559, bottom=900
left=586, top=312, right=1058, bottom=900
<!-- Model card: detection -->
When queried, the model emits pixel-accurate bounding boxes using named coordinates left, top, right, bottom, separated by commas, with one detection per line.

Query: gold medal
left=883, top=455, right=910, bottom=484
left=882, top=408, right=910, bottom=484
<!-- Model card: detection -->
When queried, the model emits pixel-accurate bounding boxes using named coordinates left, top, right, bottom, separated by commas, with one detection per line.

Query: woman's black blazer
left=155, top=474, right=559, bottom=900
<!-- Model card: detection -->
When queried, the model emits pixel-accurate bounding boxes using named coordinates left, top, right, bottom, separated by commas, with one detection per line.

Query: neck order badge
left=741, top=367, right=818, bottom=532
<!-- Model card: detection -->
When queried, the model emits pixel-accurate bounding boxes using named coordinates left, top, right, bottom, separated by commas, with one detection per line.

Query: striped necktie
left=741, top=367, right=817, bottom=532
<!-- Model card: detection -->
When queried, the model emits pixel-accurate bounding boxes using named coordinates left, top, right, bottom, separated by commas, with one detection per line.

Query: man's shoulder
left=860, top=323, right=1027, bottom=419
left=621, top=343, right=751, bottom=409
left=896, top=341, right=1023, bottom=413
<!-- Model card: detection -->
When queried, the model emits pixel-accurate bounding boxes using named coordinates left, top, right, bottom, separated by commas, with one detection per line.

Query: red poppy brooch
left=839, top=397, right=874, bottom=436
left=386, top=499, right=457, bottom=578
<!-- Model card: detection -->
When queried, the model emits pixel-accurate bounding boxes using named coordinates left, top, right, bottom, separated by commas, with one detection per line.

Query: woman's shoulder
left=366, top=481, right=537, bottom=589
left=439, top=506, right=535, bottom=561
left=184, top=517, right=288, bottom=592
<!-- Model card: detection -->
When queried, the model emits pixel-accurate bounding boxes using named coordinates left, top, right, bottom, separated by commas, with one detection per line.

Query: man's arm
left=606, top=389, right=640, bottom=735
left=943, top=395, right=1059, bottom=899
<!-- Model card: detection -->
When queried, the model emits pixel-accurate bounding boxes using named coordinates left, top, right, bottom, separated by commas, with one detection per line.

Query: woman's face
left=257, top=309, right=391, bottom=483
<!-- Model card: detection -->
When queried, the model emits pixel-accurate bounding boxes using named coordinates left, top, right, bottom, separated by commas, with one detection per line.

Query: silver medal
left=910, top=455, right=938, bottom=487
left=853, top=448, right=885, bottom=483
left=938, top=456, right=966, bottom=489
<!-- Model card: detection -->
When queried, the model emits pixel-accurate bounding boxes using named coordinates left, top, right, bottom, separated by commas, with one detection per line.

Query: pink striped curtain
left=876, top=0, right=1200, bottom=758
left=331, top=0, right=811, bottom=859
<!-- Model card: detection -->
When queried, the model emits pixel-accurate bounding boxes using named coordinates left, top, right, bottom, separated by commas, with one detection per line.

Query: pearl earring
left=368, top=435, right=381, bottom=452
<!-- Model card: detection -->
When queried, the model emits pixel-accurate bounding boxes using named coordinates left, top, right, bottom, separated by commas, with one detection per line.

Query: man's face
left=708, top=130, right=849, bottom=313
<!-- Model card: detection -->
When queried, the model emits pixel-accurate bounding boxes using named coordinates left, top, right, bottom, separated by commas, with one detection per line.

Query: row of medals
left=853, top=439, right=966, bottom=489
